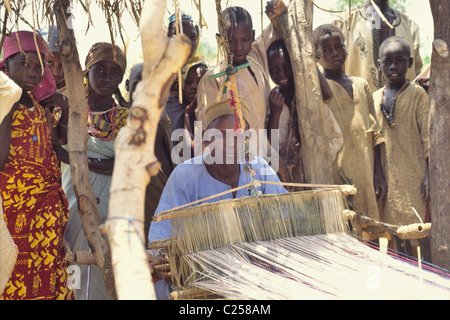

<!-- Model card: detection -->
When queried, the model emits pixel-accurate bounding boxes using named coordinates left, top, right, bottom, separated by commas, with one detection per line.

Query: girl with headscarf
left=61, top=42, right=128, bottom=300
left=167, top=12, right=203, bottom=91
left=165, top=13, right=206, bottom=149
left=0, top=31, right=72, bottom=300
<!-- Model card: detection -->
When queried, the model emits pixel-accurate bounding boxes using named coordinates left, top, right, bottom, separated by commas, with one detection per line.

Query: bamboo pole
left=103, top=0, right=191, bottom=300
left=54, top=0, right=116, bottom=300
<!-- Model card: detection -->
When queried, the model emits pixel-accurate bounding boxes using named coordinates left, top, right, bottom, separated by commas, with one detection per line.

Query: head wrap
left=167, top=12, right=204, bottom=90
left=0, top=31, right=56, bottom=101
left=84, top=42, right=127, bottom=75
left=205, top=98, right=250, bottom=129
left=47, top=25, right=61, bottom=53
left=168, top=13, right=194, bottom=25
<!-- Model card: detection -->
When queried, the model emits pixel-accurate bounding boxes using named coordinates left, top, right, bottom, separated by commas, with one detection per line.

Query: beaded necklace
left=379, top=80, right=409, bottom=127
left=87, top=101, right=118, bottom=141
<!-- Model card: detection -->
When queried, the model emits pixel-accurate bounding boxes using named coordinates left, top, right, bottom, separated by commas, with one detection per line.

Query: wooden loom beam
left=354, top=214, right=432, bottom=241
left=66, top=250, right=154, bottom=266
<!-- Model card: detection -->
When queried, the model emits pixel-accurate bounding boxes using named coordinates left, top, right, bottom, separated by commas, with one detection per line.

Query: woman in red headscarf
left=0, top=31, right=72, bottom=300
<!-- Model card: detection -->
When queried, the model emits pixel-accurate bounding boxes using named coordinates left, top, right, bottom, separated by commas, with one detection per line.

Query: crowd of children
left=0, top=0, right=432, bottom=300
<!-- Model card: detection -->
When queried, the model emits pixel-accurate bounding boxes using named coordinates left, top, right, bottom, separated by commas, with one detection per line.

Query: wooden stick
left=175, top=0, right=183, bottom=104
left=258, top=181, right=357, bottom=195
left=103, top=0, right=192, bottom=300
left=369, top=0, right=394, bottom=29
left=412, top=207, right=424, bottom=224
left=354, top=214, right=432, bottom=240
left=396, top=223, right=431, bottom=240
left=75, top=250, right=97, bottom=265
left=55, top=2, right=116, bottom=300
left=153, top=182, right=254, bottom=221
left=153, top=264, right=170, bottom=272
left=170, top=287, right=220, bottom=300
left=379, top=237, right=389, bottom=254
left=147, top=239, right=171, bottom=250
left=70, top=250, right=155, bottom=265
left=417, top=245, right=422, bottom=270
left=153, top=181, right=356, bottom=222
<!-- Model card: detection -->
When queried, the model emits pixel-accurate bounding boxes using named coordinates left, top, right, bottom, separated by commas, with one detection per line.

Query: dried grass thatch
left=0, top=0, right=143, bottom=51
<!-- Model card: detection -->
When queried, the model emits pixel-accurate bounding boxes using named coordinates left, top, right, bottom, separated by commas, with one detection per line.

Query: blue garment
left=148, top=154, right=287, bottom=243
left=164, top=93, right=186, bottom=140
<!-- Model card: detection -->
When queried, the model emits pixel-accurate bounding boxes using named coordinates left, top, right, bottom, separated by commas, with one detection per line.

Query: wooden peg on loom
left=396, top=223, right=431, bottom=240
left=409, top=239, right=423, bottom=270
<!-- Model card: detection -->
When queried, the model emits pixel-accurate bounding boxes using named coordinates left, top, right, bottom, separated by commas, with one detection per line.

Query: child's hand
left=265, top=0, right=287, bottom=20
left=185, top=95, right=197, bottom=116
left=416, top=77, right=429, bottom=93
left=150, top=254, right=172, bottom=284
left=52, top=144, right=70, bottom=164
left=268, top=87, right=285, bottom=116
left=421, top=167, right=430, bottom=202
left=40, top=92, right=68, bottom=109
left=185, top=96, right=197, bottom=139
left=52, top=106, right=62, bottom=122
left=374, top=170, right=387, bottom=201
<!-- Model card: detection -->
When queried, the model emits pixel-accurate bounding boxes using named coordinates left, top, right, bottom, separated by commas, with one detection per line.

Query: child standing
left=332, top=0, right=422, bottom=94
left=314, top=24, right=387, bottom=228
left=373, top=36, right=430, bottom=259
left=266, top=39, right=343, bottom=187
left=165, top=13, right=202, bottom=135
left=61, top=42, right=129, bottom=300
left=167, top=62, right=208, bottom=146
left=196, top=6, right=271, bottom=136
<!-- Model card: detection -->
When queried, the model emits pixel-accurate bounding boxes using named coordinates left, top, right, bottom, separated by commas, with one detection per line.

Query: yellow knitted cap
left=205, top=98, right=250, bottom=129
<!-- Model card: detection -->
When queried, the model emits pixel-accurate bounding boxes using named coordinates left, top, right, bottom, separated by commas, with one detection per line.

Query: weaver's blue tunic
left=148, top=154, right=287, bottom=243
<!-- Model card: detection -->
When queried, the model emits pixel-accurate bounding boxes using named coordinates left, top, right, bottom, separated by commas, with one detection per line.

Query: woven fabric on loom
left=150, top=188, right=450, bottom=300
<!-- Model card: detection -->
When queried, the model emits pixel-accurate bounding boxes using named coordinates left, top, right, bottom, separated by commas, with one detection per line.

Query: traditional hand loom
left=147, top=184, right=450, bottom=300
left=143, top=1, right=450, bottom=299
left=61, top=1, right=448, bottom=300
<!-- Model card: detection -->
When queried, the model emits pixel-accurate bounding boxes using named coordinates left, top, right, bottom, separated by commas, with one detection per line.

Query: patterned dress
left=0, top=94, right=72, bottom=300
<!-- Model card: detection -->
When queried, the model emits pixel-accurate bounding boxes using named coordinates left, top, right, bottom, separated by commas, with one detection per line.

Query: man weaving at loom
left=148, top=98, right=287, bottom=299
left=146, top=99, right=450, bottom=300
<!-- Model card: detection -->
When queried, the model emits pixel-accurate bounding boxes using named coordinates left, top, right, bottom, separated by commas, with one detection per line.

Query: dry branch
left=54, top=0, right=117, bottom=300
left=270, top=0, right=333, bottom=184
left=103, top=0, right=191, bottom=300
